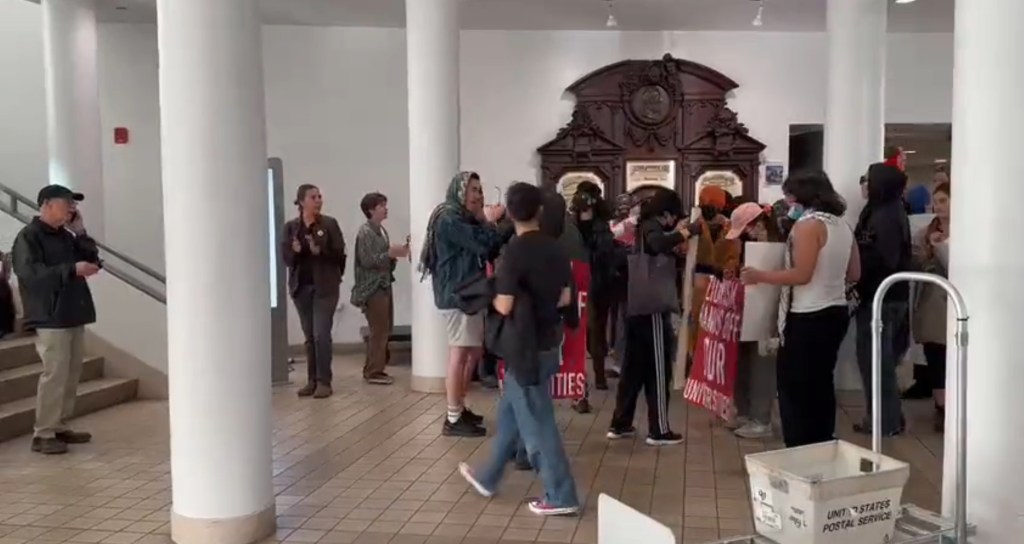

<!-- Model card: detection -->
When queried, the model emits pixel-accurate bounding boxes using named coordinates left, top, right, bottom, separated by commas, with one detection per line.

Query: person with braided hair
left=418, top=171, right=509, bottom=437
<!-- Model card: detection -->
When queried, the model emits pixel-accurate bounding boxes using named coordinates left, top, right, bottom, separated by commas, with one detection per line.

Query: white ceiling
left=95, top=0, right=954, bottom=32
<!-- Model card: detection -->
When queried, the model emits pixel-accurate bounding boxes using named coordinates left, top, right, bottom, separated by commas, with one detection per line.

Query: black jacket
left=576, top=217, right=622, bottom=302
left=282, top=214, right=346, bottom=298
left=855, top=163, right=912, bottom=303
left=12, top=218, right=99, bottom=329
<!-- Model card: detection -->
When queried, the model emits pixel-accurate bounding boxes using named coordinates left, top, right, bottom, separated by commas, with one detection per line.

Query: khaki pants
left=362, top=289, right=393, bottom=378
left=34, top=327, right=85, bottom=438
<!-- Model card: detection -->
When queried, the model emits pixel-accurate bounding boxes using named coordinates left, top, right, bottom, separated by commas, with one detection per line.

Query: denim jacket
left=430, top=211, right=506, bottom=310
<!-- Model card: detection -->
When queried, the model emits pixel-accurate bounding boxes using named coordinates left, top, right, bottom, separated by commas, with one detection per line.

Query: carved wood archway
left=538, top=54, right=766, bottom=210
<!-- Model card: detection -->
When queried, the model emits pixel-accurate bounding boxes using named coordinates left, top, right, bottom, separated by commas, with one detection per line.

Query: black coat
left=12, top=218, right=99, bottom=329
left=855, top=164, right=912, bottom=303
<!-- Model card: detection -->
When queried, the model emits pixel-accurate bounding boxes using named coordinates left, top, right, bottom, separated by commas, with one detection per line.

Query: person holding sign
left=609, top=189, right=693, bottom=446
left=723, top=203, right=783, bottom=439
left=740, top=171, right=860, bottom=448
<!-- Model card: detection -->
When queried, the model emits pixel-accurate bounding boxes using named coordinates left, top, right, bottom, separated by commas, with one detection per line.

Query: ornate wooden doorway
left=538, top=54, right=766, bottom=209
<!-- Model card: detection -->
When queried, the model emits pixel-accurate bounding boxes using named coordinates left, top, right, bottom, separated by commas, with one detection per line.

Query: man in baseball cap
left=12, top=185, right=99, bottom=454
left=36, top=184, right=84, bottom=206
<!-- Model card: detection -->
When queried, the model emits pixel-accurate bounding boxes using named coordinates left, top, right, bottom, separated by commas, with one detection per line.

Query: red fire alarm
left=114, top=127, right=129, bottom=145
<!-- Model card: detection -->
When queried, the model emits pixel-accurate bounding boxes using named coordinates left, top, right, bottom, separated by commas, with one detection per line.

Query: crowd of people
left=3, top=150, right=950, bottom=499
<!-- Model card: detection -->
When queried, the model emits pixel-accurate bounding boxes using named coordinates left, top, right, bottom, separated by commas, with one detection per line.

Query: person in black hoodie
left=853, top=163, right=912, bottom=436
left=568, top=182, right=621, bottom=413
left=608, top=189, right=694, bottom=446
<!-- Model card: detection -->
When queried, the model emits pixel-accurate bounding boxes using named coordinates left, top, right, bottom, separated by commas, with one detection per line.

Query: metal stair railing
left=0, top=181, right=166, bottom=304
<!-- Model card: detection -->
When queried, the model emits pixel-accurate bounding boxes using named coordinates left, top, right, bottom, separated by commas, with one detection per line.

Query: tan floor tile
left=0, top=359, right=945, bottom=544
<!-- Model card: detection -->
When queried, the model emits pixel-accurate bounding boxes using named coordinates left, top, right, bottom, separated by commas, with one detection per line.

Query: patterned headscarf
left=417, top=171, right=476, bottom=279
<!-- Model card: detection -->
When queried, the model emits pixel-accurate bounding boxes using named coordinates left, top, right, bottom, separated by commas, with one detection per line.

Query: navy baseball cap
left=36, top=185, right=84, bottom=206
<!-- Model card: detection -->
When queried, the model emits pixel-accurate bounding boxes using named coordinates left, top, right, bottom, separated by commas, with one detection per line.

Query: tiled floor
left=0, top=356, right=944, bottom=544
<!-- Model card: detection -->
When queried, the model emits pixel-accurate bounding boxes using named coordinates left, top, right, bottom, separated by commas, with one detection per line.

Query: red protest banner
left=497, top=260, right=589, bottom=400
left=683, top=277, right=744, bottom=419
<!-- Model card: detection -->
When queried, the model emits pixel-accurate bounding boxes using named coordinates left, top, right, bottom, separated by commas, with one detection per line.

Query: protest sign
left=684, top=277, right=744, bottom=419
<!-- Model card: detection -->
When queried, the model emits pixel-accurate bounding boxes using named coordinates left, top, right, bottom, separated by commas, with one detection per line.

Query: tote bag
left=626, top=231, right=679, bottom=316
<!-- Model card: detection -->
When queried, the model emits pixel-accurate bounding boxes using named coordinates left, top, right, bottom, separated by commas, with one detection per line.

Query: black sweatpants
left=776, top=306, right=849, bottom=448
left=610, top=313, right=673, bottom=436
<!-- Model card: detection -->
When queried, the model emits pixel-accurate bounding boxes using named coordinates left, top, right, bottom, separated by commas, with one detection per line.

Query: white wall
left=0, top=0, right=956, bottom=350
left=0, top=1, right=48, bottom=198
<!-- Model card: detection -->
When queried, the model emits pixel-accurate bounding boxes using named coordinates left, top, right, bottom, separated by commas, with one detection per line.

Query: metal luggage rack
left=706, top=273, right=973, bottom=544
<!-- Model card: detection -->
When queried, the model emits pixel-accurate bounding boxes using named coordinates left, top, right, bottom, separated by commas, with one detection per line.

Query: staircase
left=0, top=333, right=138, bottom=441
left=1, top=181, right=159, bottom=442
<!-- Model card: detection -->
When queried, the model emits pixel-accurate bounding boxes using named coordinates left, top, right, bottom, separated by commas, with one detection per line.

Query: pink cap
left=725, top=202, right=766, bottom=240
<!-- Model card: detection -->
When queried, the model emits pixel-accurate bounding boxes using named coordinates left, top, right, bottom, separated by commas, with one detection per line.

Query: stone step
left=0, top=377, right=139, bottom=442
left=0, top=336, right=38, bottom=372
left=0, top=356, right=105, bottom=405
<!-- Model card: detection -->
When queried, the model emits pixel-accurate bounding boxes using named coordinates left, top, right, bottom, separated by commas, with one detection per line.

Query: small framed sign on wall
left=626, top=160, right=675, bottom=192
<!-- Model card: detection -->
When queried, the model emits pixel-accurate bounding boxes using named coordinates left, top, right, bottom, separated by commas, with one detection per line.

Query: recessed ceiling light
left=895, top=0, right=917, bottom=4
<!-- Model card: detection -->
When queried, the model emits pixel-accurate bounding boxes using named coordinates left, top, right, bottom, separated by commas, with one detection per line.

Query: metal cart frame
left=709, top=272, right=973, bottom=544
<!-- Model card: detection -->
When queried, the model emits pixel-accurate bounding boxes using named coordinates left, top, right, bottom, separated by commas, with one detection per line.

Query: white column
left=824, top=0, right=887, bottom=391
left=946, top=1, right=1024, bottom=539
left=407, top=0, right=460, bottom=393
left=157, top=1, right=274, bottom=542
left=42, top=0, right=104, bottom=237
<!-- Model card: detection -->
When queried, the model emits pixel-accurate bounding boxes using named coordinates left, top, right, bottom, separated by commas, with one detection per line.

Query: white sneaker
left=458, top=462, right=494, bottom=498
left=734, top=421, right=773, bottom=439
left=723, top=416, right=750, bottom=431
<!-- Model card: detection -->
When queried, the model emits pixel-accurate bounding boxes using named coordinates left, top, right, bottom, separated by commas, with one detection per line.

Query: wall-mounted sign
left=626, top=160, right=675, bottom=192
left=558, top=171, right=604, bottom=202
left=695, top=170, right=743, bottom=197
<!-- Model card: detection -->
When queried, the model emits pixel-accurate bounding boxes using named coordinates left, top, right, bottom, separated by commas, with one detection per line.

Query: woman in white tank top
left=739, top=171, right=861, bottom=448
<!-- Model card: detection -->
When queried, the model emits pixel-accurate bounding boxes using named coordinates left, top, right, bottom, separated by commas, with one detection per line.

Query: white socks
left=447, top=406, right=462, bottom=424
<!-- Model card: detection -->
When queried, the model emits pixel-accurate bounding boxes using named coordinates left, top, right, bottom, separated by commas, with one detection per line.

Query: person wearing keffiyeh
left=418, top=171, right=509, bottom=438
left=740, top=170, right=860, bottom=448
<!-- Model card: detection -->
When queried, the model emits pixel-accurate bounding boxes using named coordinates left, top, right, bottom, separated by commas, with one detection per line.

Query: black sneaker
left=461, top=408, right=484, bottom=425
left=853, top=415, right=906, bottom=437
left=572, top=398, right=592, bottom=414
left=646, top=431, right=684, bottom=446
left=606, top=426, right=636, bottom=440
left=31, top=437, right=68, bottom=455
left=55, top=430, right=92, bottom=444
left=443, top=417, right=486, bottom=437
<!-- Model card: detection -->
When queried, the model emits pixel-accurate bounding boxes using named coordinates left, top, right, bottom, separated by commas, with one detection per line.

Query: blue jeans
left=477, top=349, right=579, bottom=508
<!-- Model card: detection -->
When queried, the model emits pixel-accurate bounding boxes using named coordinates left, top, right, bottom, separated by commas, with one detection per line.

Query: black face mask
left=700, top=206, right=719, bottom=221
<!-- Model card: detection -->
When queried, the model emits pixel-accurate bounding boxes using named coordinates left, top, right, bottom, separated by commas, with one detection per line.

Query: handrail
left=0, top=184, right=166, bottom=304
left=0, top=182, right=166, bottom=285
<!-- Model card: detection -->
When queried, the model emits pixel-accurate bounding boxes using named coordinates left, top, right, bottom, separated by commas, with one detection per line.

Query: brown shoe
left=365, top=373, right=394, bottom=385
left=313, top=383, right=333, bottom=399
left=297, top=382, right=317, bottom=397
left=55, top=430, right=92, bottom=444
left=31, top=437, right=68, bottom=455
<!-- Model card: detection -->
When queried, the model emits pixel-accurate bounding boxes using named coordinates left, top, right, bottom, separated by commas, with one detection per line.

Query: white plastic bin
left=744, top=440, right=910, bottom=544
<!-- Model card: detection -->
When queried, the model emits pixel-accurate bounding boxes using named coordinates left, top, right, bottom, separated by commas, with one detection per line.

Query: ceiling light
left=903, top=150, right=917, bottom=154
left=934, top=159, right=948, bottom=163
left=605, top=1, right=618, bottom=28
left=895, top=0, right=917, bottom=4
left=751, top=0, right=764, bottom=27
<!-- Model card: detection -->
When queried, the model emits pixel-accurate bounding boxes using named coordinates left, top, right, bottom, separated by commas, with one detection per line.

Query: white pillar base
left=171, top=504, right=275, bottom=544
left=411, top=374, right=447, bottom=394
